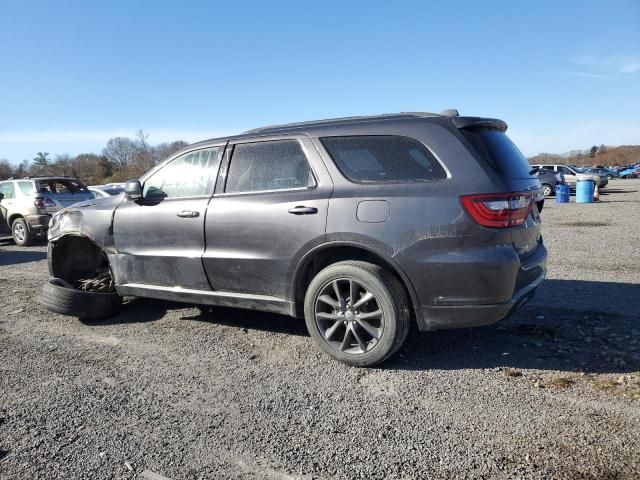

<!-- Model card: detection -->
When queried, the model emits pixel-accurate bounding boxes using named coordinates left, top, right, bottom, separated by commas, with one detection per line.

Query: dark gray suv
left=41, top=111, right=547, bottom=366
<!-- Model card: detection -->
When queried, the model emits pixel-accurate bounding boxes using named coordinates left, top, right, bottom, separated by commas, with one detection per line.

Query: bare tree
left=0, top=159, right=12, bottom=180
left=102, top=137, right=137, bottom=173
left=153, top=140, right=188, bottom=165
left=52, top=154, right=73, bottom=176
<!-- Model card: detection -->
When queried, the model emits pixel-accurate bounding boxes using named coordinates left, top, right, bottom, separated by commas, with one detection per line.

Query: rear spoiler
left=451, top=117, right=508, bottom=132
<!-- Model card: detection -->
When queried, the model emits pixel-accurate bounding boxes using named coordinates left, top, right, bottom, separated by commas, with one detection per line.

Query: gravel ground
left=1, top=180, right=639, bottom=480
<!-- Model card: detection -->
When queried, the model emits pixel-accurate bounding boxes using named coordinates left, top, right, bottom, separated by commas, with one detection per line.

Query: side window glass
left=0, top=183, right=15, bottom=199
left=320, top=135, right=446, bottom=183
left=143, top=147, right=223, bottom=199
left=17, top=182, right=35, bottom=195
left=225, top=140, right=315, bottom=193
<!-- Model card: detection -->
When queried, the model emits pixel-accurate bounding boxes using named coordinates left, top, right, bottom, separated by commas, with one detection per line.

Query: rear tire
left=12, top=218, right=34, bottom=246
left=304, top=261, right=411, bottom=367
left=40, top=278, right=122, bottom=320
left=542, top=184, right=553, bottom=197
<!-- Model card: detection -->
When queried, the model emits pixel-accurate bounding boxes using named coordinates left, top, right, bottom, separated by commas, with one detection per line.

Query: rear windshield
left=35, top=179, right=89, bottom=194
left=462, top=129, right=534, bottom=178
left=320, top=135, right=447, bottom=183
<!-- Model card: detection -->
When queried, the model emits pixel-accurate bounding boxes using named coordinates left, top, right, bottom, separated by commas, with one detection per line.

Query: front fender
left=48, top=196, right=122, bottom=252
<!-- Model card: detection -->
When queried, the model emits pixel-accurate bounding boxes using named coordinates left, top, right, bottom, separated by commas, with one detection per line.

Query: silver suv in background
left=0, top=177, right=94, bottom=246
left=529, top=164, right=608, bottom=188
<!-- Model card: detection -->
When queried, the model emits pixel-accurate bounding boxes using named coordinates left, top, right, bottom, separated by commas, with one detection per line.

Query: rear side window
left=17, top=181, right=35, bottom=195
left=35, top=179, right=88, bottom=193
left=462, top=129, right=533, bottom=178
left=225, top=140, right=315, bottom=193
left=320, top=135, right=446, bottom=183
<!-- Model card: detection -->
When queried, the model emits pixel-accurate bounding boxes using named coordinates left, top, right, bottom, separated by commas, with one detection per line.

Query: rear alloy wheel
left=12, top=218, right=34, bottom=246
left=304, top=261, right=410, bottom=367
left=542, top=184, right=553, bottom=197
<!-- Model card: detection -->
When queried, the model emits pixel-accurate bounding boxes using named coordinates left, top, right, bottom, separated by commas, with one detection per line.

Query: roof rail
left=243, top=111, right=448, bottom=135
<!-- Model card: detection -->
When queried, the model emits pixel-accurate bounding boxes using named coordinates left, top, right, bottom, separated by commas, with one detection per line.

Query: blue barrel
left=576, top=180, right=595, bottom=203
left=555, top=184, right=570, bottom=203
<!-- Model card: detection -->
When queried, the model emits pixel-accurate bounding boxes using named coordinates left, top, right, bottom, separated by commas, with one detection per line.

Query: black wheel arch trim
left=289, top=238, right=420, bottom=319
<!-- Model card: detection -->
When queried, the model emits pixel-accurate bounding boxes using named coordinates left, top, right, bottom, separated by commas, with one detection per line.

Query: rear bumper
left=416, top=243, right=547, bottom=331
left=25, top=214, right=51, bottom=234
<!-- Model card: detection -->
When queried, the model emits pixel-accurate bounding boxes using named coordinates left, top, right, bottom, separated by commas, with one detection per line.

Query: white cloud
left=0, top=128, right=239, bottom=163
left=0, top=128, right=236, bottom=145
left=510, top=120, right=640, bottom=157
left=566, top=52, right=640, bottom=78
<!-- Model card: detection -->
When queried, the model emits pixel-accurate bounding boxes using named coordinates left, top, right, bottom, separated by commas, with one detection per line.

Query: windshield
left=35, top=179, right=89, bottom=194
left=462, top=128, right=534, bottom=178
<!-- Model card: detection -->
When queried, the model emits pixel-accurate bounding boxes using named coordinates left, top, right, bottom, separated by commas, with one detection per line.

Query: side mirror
left=0, top=193, right=4, bottom=201
left=124, top=179, right=142, bottom=201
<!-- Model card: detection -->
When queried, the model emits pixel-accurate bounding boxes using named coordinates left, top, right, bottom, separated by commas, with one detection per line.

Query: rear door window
left=320, top=135, right=446, bottom=183
left=0, top=182, right=15, bottom=199
left=462, top=129, right=534, bottom=178
left=225, top=140, right=315, bottom=194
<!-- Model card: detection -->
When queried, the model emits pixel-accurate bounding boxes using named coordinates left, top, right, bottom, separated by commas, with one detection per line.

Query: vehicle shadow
left=389, top=279, right=640, bottom=374
left=0, top=249, right=47, bottom=266
left=184, top=306, right=308, bottom=337
left=80, top=298, right=173, bottom=326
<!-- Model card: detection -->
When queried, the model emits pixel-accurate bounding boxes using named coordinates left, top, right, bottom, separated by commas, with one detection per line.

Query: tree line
left=529, top=144, right=640, bottom=167
left=0, top=130, right=187, bottom=185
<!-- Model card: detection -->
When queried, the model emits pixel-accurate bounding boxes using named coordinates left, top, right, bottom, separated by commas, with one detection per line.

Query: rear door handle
left=288, top=206, right=318, bottom=215
left=177, top=210, right=200, bottom=218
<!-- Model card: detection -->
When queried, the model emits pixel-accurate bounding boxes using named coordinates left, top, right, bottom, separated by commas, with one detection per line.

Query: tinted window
left=143, top=147, right=223, bottom=199
left=36, top=179, right=88, bottom=193
left=320, top=135, right=446, bottom=183
left=225, top=140, right=315, bottom=193
left=462, top=129, right=533, bottom=178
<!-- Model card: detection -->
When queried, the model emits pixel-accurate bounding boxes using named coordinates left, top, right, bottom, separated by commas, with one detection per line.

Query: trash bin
left=555, top=184, right=570, bottom=203
left=576, top=179, right=595, bottom=203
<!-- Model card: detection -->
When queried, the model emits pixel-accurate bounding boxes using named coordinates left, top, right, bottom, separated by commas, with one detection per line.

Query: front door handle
left=288, top=206, right=318, bottom=215
left=177, top=210, right=200, bottom=218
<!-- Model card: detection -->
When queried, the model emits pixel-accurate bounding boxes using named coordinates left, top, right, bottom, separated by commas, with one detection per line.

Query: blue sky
left=1, top=0, right=639, bottom=163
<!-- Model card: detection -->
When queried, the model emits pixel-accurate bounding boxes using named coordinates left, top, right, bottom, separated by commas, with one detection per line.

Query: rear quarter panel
left=311, top=119, right=523, bottom=307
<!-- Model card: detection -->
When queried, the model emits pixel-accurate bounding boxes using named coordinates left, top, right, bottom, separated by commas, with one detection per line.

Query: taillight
left=460, top=192, right=535, bottom=228
left=34, top=197, right=56, bottom=209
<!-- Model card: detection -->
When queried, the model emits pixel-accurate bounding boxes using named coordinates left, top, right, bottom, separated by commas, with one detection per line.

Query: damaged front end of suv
left=44, top=197, right=123, bottom=318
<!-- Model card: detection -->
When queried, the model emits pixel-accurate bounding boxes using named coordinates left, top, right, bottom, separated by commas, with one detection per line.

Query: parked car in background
left=529, top=164, right=607, bottom=188
left=618, top=166, right=640, bottom=179
left=88, top=184, right=125, bottom=198
left=42, top=110, right=547, bottom=367
left=530, top=167, right=558, bottom=196
left=584, top=167, right=619, bottom=180
left=0, top=176, right=94, bottom=245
